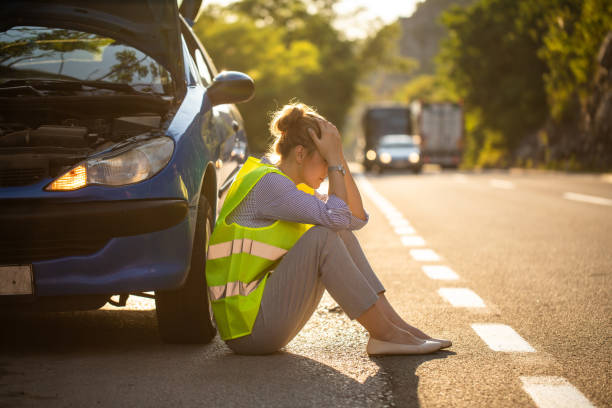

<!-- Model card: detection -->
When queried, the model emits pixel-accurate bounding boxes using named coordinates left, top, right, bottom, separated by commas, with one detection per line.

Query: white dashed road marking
left=400, top=235, right=426, bottom=247
left=384, top=211, right=404, bottom=220
left=520, top=376, right=595, bottom=408
left=358, top=174, right=595, bottom=406
left=438, top=288, right=486, bottom=308
left=422, top=265, right=459, bottom=280
left=410, top=249, right=441, bottom=261
left=394, top=226, right=416, bottom=235
left=471, top=323, right=535, bottom=352
left=390, top=219, right=411, bottom=228
left=490, top=179, right=515, bottom=189
left=563, top=192, right=612, bottom=206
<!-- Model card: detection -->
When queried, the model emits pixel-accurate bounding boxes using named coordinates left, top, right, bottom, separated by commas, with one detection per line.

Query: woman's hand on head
left=308, top=119, right=344, bottom=165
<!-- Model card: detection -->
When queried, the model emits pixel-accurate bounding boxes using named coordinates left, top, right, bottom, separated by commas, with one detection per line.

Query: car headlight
left=366, top=149, right=377, bottom=161
left=46, top=136, right=174, bottom=191
left=380, top=152, right=392, bottom=164
left=409, top=152, right=420, bottom=163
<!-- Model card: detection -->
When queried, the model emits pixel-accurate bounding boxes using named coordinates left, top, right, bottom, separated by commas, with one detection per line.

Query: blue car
left=0, top=0, right=256, bottom=343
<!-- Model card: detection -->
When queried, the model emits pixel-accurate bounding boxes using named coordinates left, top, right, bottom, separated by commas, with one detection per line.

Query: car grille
left=0, top=168, right=46, bottom=187
left=0, top=236, right=110, bottom=264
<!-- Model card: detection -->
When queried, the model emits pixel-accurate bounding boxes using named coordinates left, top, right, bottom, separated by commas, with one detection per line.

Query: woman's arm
left=340, top=155, right=367, bottom=221
left=254, top=173, right=354, bottom=230
left=309, top=120, right=366, bottom=221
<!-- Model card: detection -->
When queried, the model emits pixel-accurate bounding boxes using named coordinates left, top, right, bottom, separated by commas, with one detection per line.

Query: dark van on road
left=0, top=0, right=255, bottom=343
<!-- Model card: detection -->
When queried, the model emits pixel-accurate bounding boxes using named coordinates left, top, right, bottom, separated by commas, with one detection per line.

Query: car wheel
left=155, top=195, right=216, bottom=344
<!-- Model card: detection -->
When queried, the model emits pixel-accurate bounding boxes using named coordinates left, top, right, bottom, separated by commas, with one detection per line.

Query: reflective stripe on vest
left=208, top=276, right=265, bottom=301
left=207, top=238, right=288, bottom=261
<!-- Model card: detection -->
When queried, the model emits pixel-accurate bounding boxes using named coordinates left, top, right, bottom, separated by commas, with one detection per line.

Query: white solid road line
left=471, top=323, right=535, bottom=352
left=563, top=191, right=612, bottom=206
left=438, top=288, right=486, bottom=307
left=410, top=249, right=441, bottom=261
left=422, top=265, right=459, bottom=280
left=400, top=235, right=426, bottom=247
left=520, top=376, right=595, bottom=408
left=490, top=179, right=515, bottom=189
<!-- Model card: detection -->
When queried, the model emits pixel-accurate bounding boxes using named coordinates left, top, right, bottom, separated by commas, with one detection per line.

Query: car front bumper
left=0, top=198, right=193, bottom=296
left=376, top=158, right=422, bottom=169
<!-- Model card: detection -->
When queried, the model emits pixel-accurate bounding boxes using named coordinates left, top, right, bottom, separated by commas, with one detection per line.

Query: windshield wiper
left=0, top=79, right=159, bottom=97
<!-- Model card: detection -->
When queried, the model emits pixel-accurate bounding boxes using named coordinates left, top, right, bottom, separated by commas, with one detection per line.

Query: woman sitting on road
left=205, top=102, right=451, bottom=355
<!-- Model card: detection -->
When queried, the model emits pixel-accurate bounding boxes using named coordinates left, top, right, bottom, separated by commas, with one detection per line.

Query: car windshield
left=380, top=135, right=416, bottom=148
left=0, top=26, right=173, bottom=95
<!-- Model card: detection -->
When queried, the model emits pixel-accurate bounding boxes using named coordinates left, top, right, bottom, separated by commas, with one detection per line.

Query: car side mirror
left=207, top=71, right=255, bottom=107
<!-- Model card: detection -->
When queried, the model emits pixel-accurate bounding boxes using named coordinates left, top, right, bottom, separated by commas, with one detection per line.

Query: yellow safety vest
left=205, top=156, right=313, bottom=340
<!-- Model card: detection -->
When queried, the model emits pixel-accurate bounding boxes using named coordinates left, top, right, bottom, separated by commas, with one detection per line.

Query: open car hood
left=0, top=0, right=185, bottom=91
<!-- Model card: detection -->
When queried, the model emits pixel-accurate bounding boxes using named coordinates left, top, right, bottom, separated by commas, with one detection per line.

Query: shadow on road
left=0, top=309, right=160, bottom=353
left=0, top=310, right=455, bottom=407
left=371, top=351, right=456, bottom=407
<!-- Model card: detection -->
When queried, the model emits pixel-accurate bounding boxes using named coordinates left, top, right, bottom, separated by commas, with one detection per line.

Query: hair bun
left=268, top=101, right=325, bottom=159
left=276, top=105, right=306, bottom=133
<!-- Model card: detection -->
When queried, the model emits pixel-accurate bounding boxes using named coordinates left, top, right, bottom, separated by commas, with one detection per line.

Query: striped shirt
left=226, top=165, right=368, bottom=231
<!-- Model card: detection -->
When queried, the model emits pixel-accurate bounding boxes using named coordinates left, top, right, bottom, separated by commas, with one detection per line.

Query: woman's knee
left=336, top=229, right=354, bottom=241
left=307, top=225, right=336, bottom=236
left=302, top=225, right=340, bottom=245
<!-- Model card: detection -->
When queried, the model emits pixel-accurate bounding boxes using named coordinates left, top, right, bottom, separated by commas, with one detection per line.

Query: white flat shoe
left=430, top=338, right=452, bottom=349
left=366, top=337, right=442, bottom=355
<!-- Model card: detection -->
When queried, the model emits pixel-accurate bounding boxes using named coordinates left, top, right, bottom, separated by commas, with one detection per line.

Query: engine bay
left=0, top=99, right=172, bottom=187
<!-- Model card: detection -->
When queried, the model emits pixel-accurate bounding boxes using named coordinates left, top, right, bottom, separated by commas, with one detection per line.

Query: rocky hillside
left=399, top=0, right=475, bottom=75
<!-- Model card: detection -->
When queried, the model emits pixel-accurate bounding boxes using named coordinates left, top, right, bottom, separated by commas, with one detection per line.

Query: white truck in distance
left=411, top=102, right=463, bottom=168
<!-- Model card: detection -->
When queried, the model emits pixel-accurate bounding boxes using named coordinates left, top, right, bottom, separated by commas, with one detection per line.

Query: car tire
left=155, top=195, right=216, bottom=344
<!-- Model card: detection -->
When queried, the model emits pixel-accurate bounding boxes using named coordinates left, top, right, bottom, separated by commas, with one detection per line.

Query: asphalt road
left=1, top=169, right=610, bottom=407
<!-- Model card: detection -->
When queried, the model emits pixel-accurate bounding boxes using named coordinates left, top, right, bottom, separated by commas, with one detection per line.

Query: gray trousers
left=226, top=226, right=385, bottom=355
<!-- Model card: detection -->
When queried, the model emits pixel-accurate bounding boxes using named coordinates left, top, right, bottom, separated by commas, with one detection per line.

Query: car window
left=0, top=26, right=173, bottom=95
left=180, top=24, right=215, bottom=87
left=181, top=36, right=202, bottom=87
left=194, top=49, right=213, bottom=86
left=380, top=135, right=416, bottom=147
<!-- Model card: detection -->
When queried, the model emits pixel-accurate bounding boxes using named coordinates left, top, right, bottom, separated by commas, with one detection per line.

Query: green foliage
left=359, top=22, right=416, bottom=75
left=439, top=0, right=548, bottom=154
left=438, top=0, right=612, bottom=169
left=392, top=74, right=458, bottom=103
left=524, top=0, right=612, bottom=120
left=195, top=13, right=321, bottom=152
left=194, top=0, right=403, bottom=154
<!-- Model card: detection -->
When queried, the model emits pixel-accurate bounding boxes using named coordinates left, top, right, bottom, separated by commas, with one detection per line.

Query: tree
left=194, top=0, right=409, bottom=154
left=438, top=0, right=548, bottom=167
left=438, top=0, right=612, bottom=168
